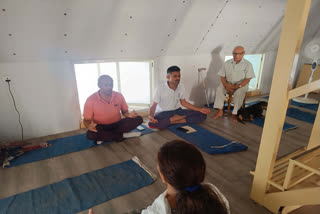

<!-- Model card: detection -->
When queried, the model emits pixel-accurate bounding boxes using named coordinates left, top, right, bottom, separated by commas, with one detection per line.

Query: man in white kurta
left=212, top=46, right=255, bottom=122
left=148, top=66, right=210, bottom=129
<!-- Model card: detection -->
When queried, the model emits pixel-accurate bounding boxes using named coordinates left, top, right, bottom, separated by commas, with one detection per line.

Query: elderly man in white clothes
left=148, top=66, right=210, bottom=129
left=212, top=46, right=255, bottom=122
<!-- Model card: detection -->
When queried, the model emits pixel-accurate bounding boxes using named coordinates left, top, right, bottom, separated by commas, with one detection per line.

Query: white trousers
left=213, top=83, right=248, bottom=114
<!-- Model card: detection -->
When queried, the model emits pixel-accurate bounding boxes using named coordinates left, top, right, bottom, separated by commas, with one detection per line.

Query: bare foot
left=232, top=114, right=238, bottom=123
left=170, top=114, right=186, bottom=123
left=212, top=109, right=223, bottom=119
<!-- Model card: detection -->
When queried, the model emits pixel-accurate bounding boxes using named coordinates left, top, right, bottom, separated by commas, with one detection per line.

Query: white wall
left=259, top=50, right=278, bottom=94
left=0, top=61, right=81, bottom=142
left=155, top=53, right=215, bottom=106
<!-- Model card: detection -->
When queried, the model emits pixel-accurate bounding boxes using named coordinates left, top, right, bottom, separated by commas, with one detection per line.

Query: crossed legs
left=148, top=108, right=206, bottom=129
left=87, top=116, right=143, bottom=142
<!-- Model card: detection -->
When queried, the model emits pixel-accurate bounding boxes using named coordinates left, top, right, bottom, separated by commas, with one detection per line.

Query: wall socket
left=2, top=75, right=12, bottom=82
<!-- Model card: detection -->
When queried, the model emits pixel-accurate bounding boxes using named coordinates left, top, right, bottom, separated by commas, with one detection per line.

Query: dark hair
left=167, top=66, right=181, bottom=74
left=157, top=140, right=228, bottom=214
left=98, top=75, right=113, bottom=87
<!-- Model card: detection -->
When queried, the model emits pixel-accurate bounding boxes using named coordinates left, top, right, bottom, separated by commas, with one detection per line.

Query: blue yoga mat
left=0, top=159, right=155, bottom=214
left=286, top=108, right=316, bottom=124
left=251, top=117, right=296, bottom=131
left=261, top=96, right=319, bottom=111
left=290, top=100, right=319, bottom=111
left=8, top=133, right=94, bottom=167
left=167, top=124, right=247, bottom=154
left=8, top=124, right=153, bottom=167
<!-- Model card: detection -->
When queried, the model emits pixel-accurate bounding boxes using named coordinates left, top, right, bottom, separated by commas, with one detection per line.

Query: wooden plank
left=263, top=187, right=320, bottom=213
left=294, top=160, right=320, bottom=175
left=288, top=79, right=320, bottom=99
left=250, top=0, right=311, bottom=204
left=274, top=148, right=306, bottom=166
left=307, top=107, right=320, bottom=150
left=283, top=160, right=295, bottom=189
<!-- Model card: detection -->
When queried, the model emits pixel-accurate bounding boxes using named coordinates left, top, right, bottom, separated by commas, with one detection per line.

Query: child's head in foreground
left=157, top=140, right=228, bottom=214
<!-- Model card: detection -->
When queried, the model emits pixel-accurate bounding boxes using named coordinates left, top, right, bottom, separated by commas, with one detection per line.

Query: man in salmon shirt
left=83, top=75, right=143, bottom=144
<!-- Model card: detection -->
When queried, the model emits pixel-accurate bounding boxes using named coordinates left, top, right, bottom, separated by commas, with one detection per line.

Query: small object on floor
left=136, top=125, right=145, bottom=131
left=177, top=126, right=197, bottom=133
left=123, top=132, right=142, bottom=138
left=1, top=142, right=51, bottom=168
left=96, top=141, right=103, bottom=145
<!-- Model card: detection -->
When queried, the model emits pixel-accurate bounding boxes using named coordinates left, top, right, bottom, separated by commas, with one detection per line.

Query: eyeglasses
left=233, top=52, right=244, bottom=55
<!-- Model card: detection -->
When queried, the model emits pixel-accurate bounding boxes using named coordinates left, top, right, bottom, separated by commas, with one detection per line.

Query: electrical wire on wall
left=6, top=79, right=24, bottom=142
left=194, top=0, right=230, bottom=54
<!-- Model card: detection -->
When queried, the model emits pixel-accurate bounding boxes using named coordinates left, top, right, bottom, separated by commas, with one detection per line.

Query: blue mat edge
left=0, top=159, right=155, bottom=213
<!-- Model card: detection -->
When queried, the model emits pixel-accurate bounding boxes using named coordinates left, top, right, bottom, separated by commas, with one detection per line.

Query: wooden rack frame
left=250, top=0, right=320, bottom=213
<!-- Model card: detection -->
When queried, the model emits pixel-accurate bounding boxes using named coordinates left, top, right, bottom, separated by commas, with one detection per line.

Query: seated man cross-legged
left=83, top=75, right=143, bottom=144
left=148, top=66, right=210, bottom=129
left=212, top=46, right=255, bottom=122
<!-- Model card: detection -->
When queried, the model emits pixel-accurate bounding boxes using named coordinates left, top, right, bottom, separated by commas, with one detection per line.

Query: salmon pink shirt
left=83, top=91, right=128, bottom=124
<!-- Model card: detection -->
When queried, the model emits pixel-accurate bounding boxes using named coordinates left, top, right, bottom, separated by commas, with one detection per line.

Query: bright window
left=74, top=61, right=153, bottom=115
left=119, top=62, right=150, bottom=104
left=225, top=54, right=264, bottom=90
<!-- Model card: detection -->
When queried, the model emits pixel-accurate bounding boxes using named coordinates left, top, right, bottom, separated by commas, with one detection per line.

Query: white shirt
left=141, top=183, right=230, bottom=214
left=218, top=58, right=255, bottom=84
left=153, top=82, right=185, bottom=113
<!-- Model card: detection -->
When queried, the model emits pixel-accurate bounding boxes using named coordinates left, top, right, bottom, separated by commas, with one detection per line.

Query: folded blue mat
left=0, top=158, right=155, bottom=214
left=167, top=124, right=247, bottom=154
left=286, top=108, right=316, bottom=124
left=251, top=117, right=297, bottom=131
left=290, top=100, right=319, bottom=111
left=8, top=124, right=153, bottom=168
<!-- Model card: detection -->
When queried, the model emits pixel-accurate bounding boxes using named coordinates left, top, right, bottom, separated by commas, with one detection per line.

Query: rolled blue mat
left=0, top=158, right=155, bottom=214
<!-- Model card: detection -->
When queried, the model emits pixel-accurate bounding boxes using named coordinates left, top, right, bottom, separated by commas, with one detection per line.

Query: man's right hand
left=88, top=121, right=98, bottom=132
left=148, top=115, right=158, bottom=123
left=225, top=83, right=234, bottom=93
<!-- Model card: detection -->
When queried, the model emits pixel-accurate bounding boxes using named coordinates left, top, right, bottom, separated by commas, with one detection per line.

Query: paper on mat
left=181, top=126, right=197, bottom=133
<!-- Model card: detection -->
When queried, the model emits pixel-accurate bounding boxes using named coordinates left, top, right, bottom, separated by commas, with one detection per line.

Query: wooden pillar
left=250, top=0, right=311, bottom=205
left=307, top=106, right=320, bottom=150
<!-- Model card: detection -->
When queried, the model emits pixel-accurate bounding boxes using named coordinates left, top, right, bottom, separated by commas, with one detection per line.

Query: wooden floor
left=0, top=97, right=319, bottom=214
